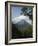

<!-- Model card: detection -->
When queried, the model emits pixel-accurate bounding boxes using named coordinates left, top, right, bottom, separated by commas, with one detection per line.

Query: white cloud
left=12, top=15, right=32, bottom=25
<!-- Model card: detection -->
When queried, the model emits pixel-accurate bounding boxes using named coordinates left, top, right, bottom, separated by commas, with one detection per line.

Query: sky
left=11, top=6, right=33, bottom=19
left=11, top=6, right=32, bottom=25
left=11, top=6, right=22, bottom=18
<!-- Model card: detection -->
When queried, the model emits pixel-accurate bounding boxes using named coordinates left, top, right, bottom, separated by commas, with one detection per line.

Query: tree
left=21, top=7, right=33, bottom=20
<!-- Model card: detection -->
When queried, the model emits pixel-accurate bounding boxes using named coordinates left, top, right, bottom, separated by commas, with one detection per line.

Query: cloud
left=12, top=15, right=32, bottom=25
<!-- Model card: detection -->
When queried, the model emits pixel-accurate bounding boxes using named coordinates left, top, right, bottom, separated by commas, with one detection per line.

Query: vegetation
left=24, top=26, right=32, bottom=38
left=21, top=7, right=33, bottom=20
left=12, top=24, right=32, bottom=38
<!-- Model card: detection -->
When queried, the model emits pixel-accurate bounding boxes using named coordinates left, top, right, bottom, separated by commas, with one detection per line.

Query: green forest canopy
left=21, top=7, right=33, bottom=20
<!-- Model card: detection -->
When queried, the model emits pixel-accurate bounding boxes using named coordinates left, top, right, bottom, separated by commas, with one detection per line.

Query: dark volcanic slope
left=12, top=19, right=32, bottom=38
left=15, top=19, right=31, bottom=31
